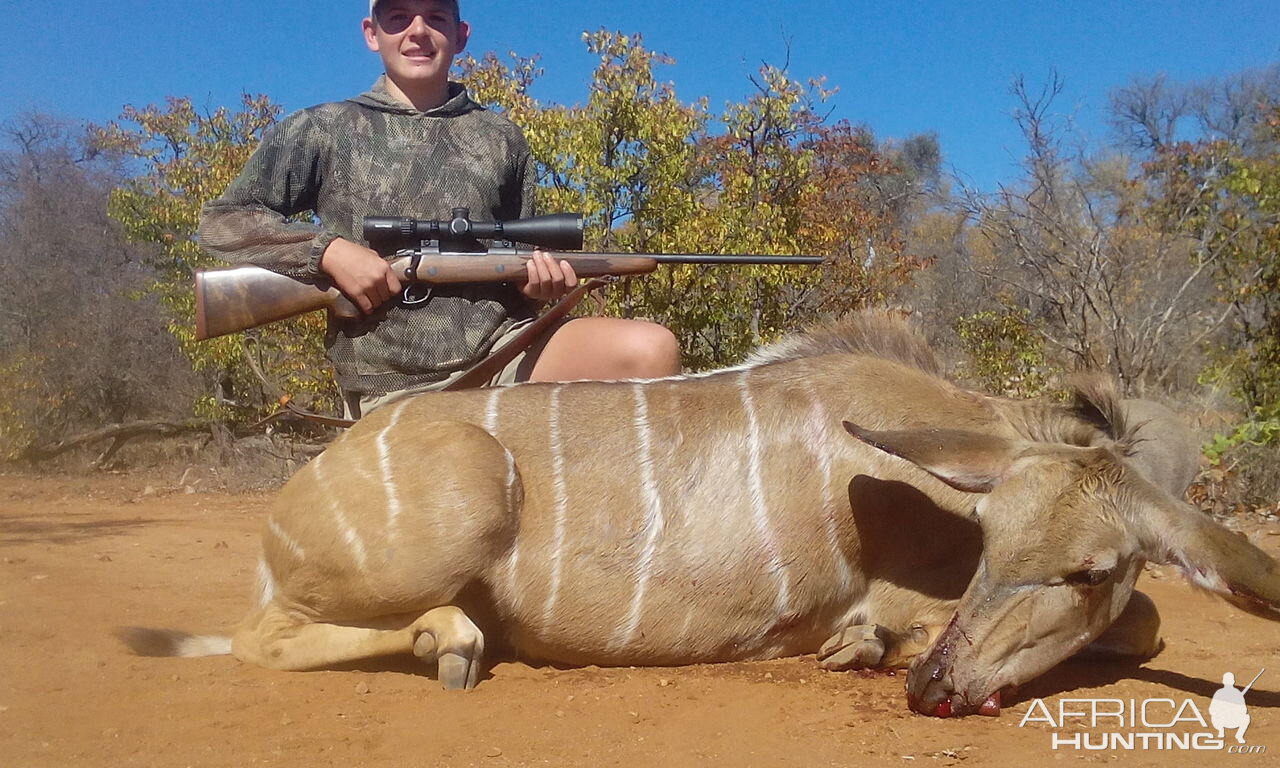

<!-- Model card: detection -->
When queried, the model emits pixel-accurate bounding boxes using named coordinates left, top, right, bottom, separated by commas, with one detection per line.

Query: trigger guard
left=401, top=284, right=432, bottom=306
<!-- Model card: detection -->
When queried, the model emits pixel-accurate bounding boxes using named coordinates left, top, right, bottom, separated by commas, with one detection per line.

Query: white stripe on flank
left=502, top=445, right=522, bottom=605
left=487, top=388, right=523, bottom=606
left=484, top=389, right=516, bottom=509
left=376, top=400, right=411, bottom=536
left=565, top=363, right=753, bottom=387
left=617, top=383, right=665, bottom=648
left=255, top=556, right=276, bottom=608
left=679, top=605, right=697, bottom=647
left=542, top=386, right=569, bottom=624
left=266, top=518, right=306, bottom=561
left=484, top=387, right=503, bottom=434
left=684, top=363, right=757, bottom=379
left=504, top=448, right=519, bottom=513
left=503, top=540, right=522, bottom=608
left=312, top=452, right=368, bottom=571
left=739, top=371, right=792, bottom=615
left=579, top=363, right=751, bottom=388
left=801, top=382, right=854, bottom=593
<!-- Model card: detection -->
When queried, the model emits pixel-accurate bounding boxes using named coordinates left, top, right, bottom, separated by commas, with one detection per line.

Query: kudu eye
left=1064, top=568, right=1113, bottom=587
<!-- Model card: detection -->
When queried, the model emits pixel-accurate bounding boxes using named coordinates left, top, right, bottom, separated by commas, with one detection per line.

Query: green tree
left=953, top=309, right=1052, bottom=397
left=92, top=96, right=337, bottom=423
left=0, top=113, right=198, bottom=459
left=946, top=75, right=1222, bottom=394
left=1166, top=107, right=1280, bottom=425
left=458, top=31, right=919, bottom=369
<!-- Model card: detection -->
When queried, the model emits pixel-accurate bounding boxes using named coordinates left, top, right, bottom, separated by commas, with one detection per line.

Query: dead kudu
left=120, top=312, right=1280, bottom=717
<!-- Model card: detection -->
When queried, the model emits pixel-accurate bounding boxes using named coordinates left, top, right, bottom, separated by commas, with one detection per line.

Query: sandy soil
left=2, top=471, right=1278, bottom=767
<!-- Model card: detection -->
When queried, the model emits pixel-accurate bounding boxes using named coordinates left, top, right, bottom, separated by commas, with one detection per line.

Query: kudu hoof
left=412, top=623, right=483, bottom=690
left=817, top=624, right=888, bottom=670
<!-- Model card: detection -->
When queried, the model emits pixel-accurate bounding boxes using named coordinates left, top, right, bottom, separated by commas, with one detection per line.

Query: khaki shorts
left=343, top=318, right=545, bottom=419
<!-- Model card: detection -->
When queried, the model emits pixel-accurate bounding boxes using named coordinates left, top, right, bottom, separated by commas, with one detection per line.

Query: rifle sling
left=443, top=277, right=611, bottom=391
left=279, top=277, right=610, bottom=428
left=284, top=401, right=358, bottom=429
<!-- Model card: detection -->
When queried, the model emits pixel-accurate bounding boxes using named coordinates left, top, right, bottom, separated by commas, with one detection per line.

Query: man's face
left=363, top=0, right=470, bottom=93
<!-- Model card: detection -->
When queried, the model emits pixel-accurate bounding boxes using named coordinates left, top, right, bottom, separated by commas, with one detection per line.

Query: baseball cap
left=368, top=1, right=460, bottom=17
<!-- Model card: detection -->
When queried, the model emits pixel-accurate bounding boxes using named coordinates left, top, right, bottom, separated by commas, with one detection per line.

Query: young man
left=198, top=0, right=680, bottom=417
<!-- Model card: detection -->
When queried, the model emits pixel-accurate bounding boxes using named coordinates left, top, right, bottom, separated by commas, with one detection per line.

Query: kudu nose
left=907, top=690, right=954, bottom=718
left=906, top=653, right=1004, bottom=717
left=906, top=655, right=956, bottom=717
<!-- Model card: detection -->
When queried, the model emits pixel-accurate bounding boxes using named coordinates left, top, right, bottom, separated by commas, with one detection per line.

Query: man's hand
left=319, top=237, right=403, bottom=314
left=521, top=250, right=579, bottom=302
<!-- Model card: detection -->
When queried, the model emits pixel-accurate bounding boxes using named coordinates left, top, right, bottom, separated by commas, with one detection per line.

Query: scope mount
left=363, top=209, right=584, bottom=252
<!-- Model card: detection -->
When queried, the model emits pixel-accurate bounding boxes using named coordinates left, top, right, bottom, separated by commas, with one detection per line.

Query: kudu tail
left=115, top=626, right=232, bottom=658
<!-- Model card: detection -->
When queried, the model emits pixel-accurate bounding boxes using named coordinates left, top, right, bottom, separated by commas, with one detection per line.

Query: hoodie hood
left=347, top=76, right=483, bottom=117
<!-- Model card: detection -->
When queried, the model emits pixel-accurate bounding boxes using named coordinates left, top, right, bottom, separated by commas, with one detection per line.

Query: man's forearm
left=197, top=201, right=334, bottom=279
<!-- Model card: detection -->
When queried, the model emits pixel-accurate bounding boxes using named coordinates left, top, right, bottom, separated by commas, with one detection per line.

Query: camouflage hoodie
left=198, top=77, right=537, bottom=395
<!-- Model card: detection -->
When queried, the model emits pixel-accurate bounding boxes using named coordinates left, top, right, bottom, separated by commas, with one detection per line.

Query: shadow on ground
left=0, top=513, right=172, bottom=546
left=1010, top=658, right=1280, bottom=709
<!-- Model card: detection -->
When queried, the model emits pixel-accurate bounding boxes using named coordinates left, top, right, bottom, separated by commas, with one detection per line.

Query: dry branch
left=18, top=419, right=216, bottom=462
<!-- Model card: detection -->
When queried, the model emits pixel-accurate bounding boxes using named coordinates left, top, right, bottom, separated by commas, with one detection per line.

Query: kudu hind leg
left=231, top=420, right=515, bottom=684
left=234, top=603, right=417, bottom=671
left=236, top=602, right=486, bottom=688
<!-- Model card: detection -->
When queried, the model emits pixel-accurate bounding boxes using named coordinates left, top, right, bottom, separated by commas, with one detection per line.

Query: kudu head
left=843, top=420, right=1280, bottom=718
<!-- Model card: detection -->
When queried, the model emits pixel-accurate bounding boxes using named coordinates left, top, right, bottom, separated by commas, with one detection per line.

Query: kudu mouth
left=906, top=658, right=1007, bottom=718
left=904, top=616, right=1006, bottom=717
left=907, top=688, right=1005, bottom=718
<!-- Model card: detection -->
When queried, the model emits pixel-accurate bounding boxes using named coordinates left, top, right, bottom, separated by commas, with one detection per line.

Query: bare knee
left=528, top=318, right=681, bottom=382
left=617, top=321, right=681, bottom=378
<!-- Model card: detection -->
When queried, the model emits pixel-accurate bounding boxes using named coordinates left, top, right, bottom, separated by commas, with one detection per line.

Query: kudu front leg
left=818, top=624, right=888, bottom=670
left=410, top=606, right=485, bottom=690
left=818, top=623, right=941, bottom=671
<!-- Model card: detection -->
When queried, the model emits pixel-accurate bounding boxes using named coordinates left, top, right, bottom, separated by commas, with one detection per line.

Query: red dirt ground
left=2, top=471, right=1278, bottom=767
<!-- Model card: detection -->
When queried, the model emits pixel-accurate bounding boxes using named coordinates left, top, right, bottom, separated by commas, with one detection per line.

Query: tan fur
left=120, top=311, right=1280, bottom=714
left=746, top=309, right=943, bottom=376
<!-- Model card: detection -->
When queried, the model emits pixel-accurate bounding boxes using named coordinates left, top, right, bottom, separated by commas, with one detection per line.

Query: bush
left=0, top=114, right=201, bottom=459
left=952, top=309, right=1053, bottom=397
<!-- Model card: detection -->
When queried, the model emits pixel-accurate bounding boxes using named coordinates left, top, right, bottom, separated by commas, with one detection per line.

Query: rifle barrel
left=646, top=254, right=824, bottom=265
left=1242, top=668, right=1266, bottom=695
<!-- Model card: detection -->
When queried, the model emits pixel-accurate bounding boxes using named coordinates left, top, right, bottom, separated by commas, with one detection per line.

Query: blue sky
left=2, top=0, right=1277, bottom=190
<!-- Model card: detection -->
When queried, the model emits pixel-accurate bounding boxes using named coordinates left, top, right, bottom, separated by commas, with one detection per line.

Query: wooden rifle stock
left=195, top=265, right=357, bottom=341
left=194, top=250, right=822, bottom=340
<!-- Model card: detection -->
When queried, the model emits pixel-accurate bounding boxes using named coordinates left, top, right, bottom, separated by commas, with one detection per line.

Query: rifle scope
left=364, top=208, right=584, bottom=250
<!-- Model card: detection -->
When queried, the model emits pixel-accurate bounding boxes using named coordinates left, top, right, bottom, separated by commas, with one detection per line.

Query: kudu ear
left=1139, top=493, right=1280, bottom=621
left=842, top=422, right=1027, bottom=494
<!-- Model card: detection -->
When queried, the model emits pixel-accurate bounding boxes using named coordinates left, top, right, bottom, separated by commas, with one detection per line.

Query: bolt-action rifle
left=193, top=209, right=824, bottom=340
